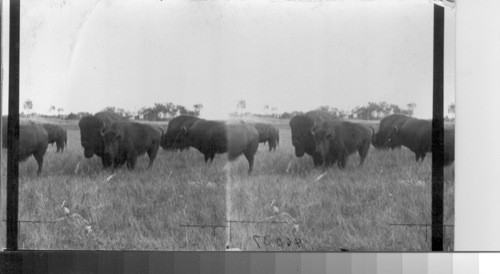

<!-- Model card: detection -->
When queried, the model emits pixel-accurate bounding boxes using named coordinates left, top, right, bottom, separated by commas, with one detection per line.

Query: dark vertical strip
left=432, top=3, right=445, bottom=251
left=6, top=0, right=20, bottom=251
left=0, top=0, right=4, bottom=234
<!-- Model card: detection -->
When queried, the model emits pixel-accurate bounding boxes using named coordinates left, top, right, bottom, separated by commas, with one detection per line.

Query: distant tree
left=193, top=104, right=203, bottom=117
left=237, top=100, right=246, bottom=110
left=66, top=113, right=79, bottom=120
left=49, top=105, right=56, bottom=113
left=176, top=105, right=188, bottom=115
left=318, top=106, right=330, bottom=113
left=407, top=103, right=416, bottom=117
left=280, top=112, right=292, bottom=119
left=263, top=105, right=270, bottom=115
left=271, top=107, right=278, bottom=117
left=23, top=99, right=33, bottom=114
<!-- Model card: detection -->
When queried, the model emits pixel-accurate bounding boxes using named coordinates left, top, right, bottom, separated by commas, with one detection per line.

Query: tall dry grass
left=0, top=118, right=454, bottom=251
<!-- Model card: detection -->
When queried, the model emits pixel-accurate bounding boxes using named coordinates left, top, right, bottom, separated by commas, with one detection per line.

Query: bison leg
left=358, top=141, right=371, bottom=167
left=312, top=154, right=323, bottom=167
left=243, top=143, right=258, bottom=175
left=147, top=144, right=160, bottom=169
left=56, top=140, right=63, bottom=152
left=415, top=153, right=421, bottom=162
left=33, top=154, right=44, bottom=175
left=420, top=152, right=427, bottom=162
left=127, top=155, right=137, bottom=170
left=244, top=154, right=254, bottom=175
left=337, top=153, right=347, bottom=169
left=101, top=155, right=113, bottom=168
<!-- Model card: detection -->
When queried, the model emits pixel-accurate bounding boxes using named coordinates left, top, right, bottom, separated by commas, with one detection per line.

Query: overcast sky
left=1, top=0, right=455, bottom=119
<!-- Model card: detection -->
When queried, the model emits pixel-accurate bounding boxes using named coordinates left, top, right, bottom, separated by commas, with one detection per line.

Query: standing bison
left=179, top=120, right=259, bottom=174
left=101, top=122, right=162, bottom=170
left=253, top=123, right=280, bottom=151
left=312, top=120, right=372, bottom=168
left=160, top=115, right=203, bottom=151
left=384, top=119, right=455, bottom=165
left=78, top=111, right=127, bottom=168
left=289, top=110, right=337, bottom=167
left=371, top=114, right=412, bottom=149
left=2, top=122, right=49, bottom=175
left=43, top=123, right=67, bottom=152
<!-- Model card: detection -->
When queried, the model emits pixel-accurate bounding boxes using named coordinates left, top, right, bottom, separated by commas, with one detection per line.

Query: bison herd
left=290, top=110, right=454, bottom=169
left=1, top=110, right=454, bottom=176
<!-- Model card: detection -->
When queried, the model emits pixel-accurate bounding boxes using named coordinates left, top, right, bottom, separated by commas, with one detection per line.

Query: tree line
left=19, top=99, right=455, bottom=121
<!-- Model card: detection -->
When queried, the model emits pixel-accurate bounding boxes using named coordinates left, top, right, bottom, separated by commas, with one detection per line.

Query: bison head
left=101, top=127, right=122, bottom=159
left=78, top=116, right=107, bottom=158
left=290, top=115, right=318, bottom=158
left=161, top=127, right=190, bottom=151
left=371, top=126, right=385, bottom=149
left=311, top=128, right=334, bottom=161
left=384, top=125, right=402, bottom=148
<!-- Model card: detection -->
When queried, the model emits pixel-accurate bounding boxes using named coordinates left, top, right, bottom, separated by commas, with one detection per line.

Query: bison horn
left=370, top=126, right=375, bottom=136
left=100, top=127, right=105, bottom=137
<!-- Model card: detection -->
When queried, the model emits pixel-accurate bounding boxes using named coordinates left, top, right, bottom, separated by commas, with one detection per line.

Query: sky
left=1, top=0, right=456, bottom=119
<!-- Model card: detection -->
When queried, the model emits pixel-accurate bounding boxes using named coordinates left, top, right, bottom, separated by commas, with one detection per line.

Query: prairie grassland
left=0, top=118, right=454, bottom=251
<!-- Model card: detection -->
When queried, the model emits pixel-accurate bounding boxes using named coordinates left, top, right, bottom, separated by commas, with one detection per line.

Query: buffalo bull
left=78, top=111, right=126, bottom=168
left=160, top=115, right=203, bottom=151
left=312, top=120, right=371, bottom=168
left=371, top=114, right=412, bottom=149
left=289, top=110, right=337, bottom=167
left=101, top=122, right=162, bottom=170
left=2, top=122, right=49, bottom=175
left=179, top=120, right=259, bottom=174
left=384, top=119, right=455, bottom=166
left=43, top=123, right=67, bottom=152
left=253, top=123, right=280, bottom=151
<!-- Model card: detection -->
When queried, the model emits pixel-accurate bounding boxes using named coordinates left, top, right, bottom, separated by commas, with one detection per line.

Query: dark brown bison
left=160, top=115, right=203, bottom=151
left=43, top=123, right=67, bottom=152
left=312, top=120, right=372, bottom=168
left=371, top=114, right=412, bottom=149
left=78, top=111, right=126, bottom=168
left=101, top=121, right=162, bottom=170
left=179, top=120, right=259, bottom=174
left=2, top=122, right=49, bottom=175
left=384, top=119, right=455, bottom=165
left=289, top=110, right=337, bottom=166
left=253, top=123, right=280, bottom=151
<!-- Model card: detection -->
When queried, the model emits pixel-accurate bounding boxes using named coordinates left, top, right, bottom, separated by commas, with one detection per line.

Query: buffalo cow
left=101, top=122, right=162, bottom=170
left=312, top=120, right=372, bottom=168
left=371, top=114, right=412, bottom=149
left=289, top=110, right=337, bottom=166
left=160, top=115, right=203, bottom=151
left=2, top=122, right=49, bottom=175
left=43, top=123, right=67, bottom=152
left=179, top=120, right=259, bottom=174
left=78, top=111, right=126, bottom=168
left=384, top=119, right=455, bottom=165
left=253, top=123, right=280, bottom=151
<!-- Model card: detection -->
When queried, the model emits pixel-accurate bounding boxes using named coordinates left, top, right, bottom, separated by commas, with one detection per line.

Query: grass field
left=0, top=117, right=454, bottom=251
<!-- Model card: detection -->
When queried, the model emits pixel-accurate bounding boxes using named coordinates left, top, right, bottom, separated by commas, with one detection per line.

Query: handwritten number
left=264, top=235, right=271, bottom=246
left=253, top=235, right=261, bottom=248
left=295, top=237, right=302, bottom=248
left=276, top=237, right=284, bottom=247
left=252, top=235, right=301, bottom=249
